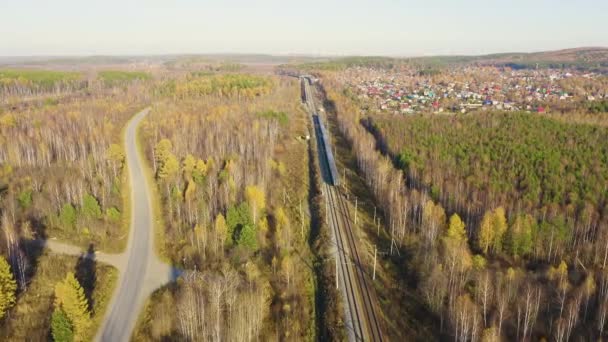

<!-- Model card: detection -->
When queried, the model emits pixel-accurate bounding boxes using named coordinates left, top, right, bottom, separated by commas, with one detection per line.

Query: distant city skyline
left=1, top=0, right=607, bottom=56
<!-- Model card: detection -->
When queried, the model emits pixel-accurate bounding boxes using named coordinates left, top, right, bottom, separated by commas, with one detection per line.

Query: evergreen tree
left=59, top=203, right=77, bottom=229
left=226, top=203, right=253, bottom=243
left=81, top=194, right=102, bottom=220
left=54, top=272, right=91, bottom=341
left=51, top=307, right=74, bottom=342
left=237, top=224, right=258, bottom=251
left=0, top=256, right=17, bottom=319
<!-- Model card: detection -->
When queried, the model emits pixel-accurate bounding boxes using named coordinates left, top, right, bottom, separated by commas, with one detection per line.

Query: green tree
left=54, top=272, right=91, bottom=341
left=17, top=189, right=32, bottom=208
left=59, top=204, right=77, bottom=229
left=0, top=256, right=17, bottom=319
left=237, top=224, right=258, bottom=251
left=226, top=203, right=253, bottom=244
left=506, top=214, right=534, bottom=257
left=51, top=307, right=74, bottom=342
left=81, top=194, right=102, bottom=220
left=105, top=207, right=121, bottom=222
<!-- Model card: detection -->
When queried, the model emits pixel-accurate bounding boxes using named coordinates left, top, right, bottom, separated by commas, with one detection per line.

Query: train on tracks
left=313, top=114, right=340, bottom=186
left=300, top=75, right=340, bottom=186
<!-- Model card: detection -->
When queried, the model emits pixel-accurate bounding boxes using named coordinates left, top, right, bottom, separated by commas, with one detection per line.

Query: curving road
left=97, top=108, right=171, bottom=342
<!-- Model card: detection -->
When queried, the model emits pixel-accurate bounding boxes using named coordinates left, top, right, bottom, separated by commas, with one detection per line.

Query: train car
left=314, top=115, right=340, bottom=186
left=300, top=77, right=307, bottom=103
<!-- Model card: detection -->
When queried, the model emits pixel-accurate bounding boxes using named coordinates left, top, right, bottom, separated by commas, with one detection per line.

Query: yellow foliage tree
left=492, top=207, right=508, bottom=252
left=214, top=213, right=228, bottom=252
left=54, top=272, right=91, bottom=341
left=0, top=256, right=17, bottom=319
left=478, top=210, right=494, bottom=254
left=245, top=185, right=266, bottom=223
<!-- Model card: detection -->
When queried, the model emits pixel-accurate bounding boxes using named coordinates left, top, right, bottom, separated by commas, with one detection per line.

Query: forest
left=133, top=73, right=325, bottom=341
left=0, top=69, right=152, bottom=339
left=317, top=71, right=608, bottom=341
left=2, top=56, right=605, bottom=341
left=0, top=63, right=340, bottom=341
left=372, top=111, right=608, bottom=265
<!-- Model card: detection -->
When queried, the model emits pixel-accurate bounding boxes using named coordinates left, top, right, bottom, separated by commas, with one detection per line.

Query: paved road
left=97, top=108, right=171, bottom=342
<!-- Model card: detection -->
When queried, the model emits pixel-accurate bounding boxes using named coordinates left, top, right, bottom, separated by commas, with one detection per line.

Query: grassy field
left=98, top=70, right=151, bottom=84
left=0, top=69, right=82, bottom=87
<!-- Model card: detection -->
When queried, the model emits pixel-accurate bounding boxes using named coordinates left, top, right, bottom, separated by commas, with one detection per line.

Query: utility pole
left=390, top=220, right=395, bottom=256
left=336, top=254, right=339, bottom=289
left=354, top=197, right=358, bottom=225
left=326, top=195, right=329, bottom=225
left=300, top=200, right=304, bottom=239
left=373, top=245, right=377, bottom=281
left=373, top=205, right=376, bottom=223
left=377, top=217, right=380, bottom=236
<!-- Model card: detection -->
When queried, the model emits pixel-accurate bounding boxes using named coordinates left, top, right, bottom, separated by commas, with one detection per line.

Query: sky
left=1, top=0, right=607, bottom=56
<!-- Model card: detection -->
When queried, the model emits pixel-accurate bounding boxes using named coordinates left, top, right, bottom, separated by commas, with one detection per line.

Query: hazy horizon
left=2, top=0, right=607, bottom=57
left=1, top=45, right=607, bottom=59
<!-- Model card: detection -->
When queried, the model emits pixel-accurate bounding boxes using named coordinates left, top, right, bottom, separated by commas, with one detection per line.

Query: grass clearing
left=0, top=69, right=82, bottom=87
left=98, top=70, right=151, bottom=84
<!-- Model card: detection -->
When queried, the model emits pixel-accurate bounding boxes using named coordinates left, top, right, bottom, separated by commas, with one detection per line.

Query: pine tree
left=237, top=224, right=258, bottom=251
left=59, top=203, right=77, bottom=230
left=54, top=272, right=91, bottom=341
left=51, top=307, right=74, bottom=342
left=81, top=194, right=102, bottom=220
left=0, top=256, right=17, bottom=319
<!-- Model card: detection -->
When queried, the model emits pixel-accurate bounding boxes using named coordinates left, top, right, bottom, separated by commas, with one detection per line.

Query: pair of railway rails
left=301, top=76, right=383, bottom=342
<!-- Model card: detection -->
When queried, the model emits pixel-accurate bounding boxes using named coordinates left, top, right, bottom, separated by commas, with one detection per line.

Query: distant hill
left=410, top=47, right=608, bottom=71
left=294, top=47, right=608, bottom=72
left=481, top=47, right=608, bottom=64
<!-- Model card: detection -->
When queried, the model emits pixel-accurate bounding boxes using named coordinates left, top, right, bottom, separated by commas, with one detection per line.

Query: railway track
left=303, top=76, right=383, bottom=342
